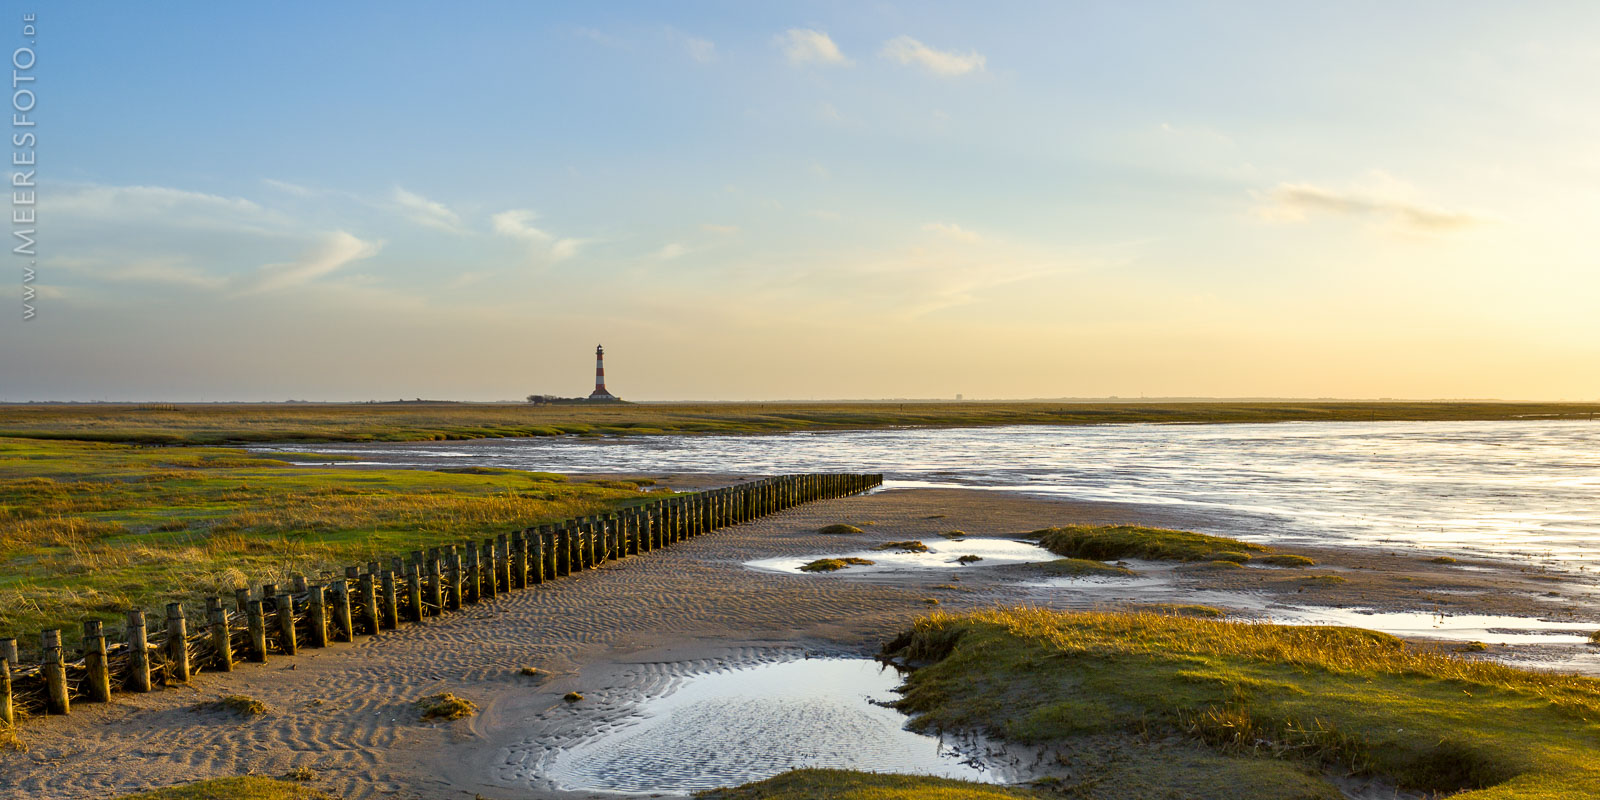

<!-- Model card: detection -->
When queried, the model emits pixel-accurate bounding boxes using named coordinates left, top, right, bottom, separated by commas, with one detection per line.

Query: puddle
left=539, top=659, right=1008, bottom=793
left=1267, top=606, right=1599, bottom=646
left=747, top=538, right=1052, bottom=573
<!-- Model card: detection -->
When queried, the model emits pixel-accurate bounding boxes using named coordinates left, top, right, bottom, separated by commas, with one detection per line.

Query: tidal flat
left=5, top=483, right=1594, bottom=800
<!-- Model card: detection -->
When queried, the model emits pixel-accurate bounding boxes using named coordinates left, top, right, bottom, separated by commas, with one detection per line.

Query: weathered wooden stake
left=82, top=620, right=111, bottom=701
left=41, top=629, right=69, bottom=715
left=166, top=602, right=191, bottom=682
left=381, top=570, right=400, bottom=628
left=206, top=598, right=234, bottom=672
left=306, top=586, right=328, bottom=648
left=483, top=540, right=499, bottom=598
left=405, top=563, right=424, bottom=623
left=331, top=582, right=354, bottom=643
left=512, top=532, right=527, bottom=589
left=497, top=533, right=512, bottom=591
left=358, top=572, right=379, bottom=634
left=245, top=599, right=268, bottom=663
left=275, top=594, right=298, bottom=655
left=425, top=560, right=443, bottom=616
left=125, top=609, right=152, bottom=692
left=0, top=653, right=12, bottom=727
left=463, top=546, right=481, bottom=603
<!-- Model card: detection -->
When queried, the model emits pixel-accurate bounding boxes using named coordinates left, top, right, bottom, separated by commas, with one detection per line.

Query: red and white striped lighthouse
left=588, top=344, right=619, bottom=401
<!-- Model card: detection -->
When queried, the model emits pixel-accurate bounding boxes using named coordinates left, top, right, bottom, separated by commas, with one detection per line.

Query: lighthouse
left=588, top=344, right=619, bottom=401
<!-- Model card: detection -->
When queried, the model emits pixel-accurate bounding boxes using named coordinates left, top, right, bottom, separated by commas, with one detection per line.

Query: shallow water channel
left=746, top=537, right=1054, bottom=573
left=539, top=658, right=1004, bottom=793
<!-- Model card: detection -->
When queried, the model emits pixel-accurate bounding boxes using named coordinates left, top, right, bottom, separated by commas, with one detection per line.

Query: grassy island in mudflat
left=1, top=400, right=1597, bottom=445
left=0, top=437, right=654, bottom=638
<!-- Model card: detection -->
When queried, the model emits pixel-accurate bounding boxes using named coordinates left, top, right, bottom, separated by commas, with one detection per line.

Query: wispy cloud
left=777, top=29, right=851, bottom=66
left=923, top=222, right=982, bottom=243
left=1253, top=174, right=1490, bottom=233
left=392, top=187, right=466, bottom=233
left=261, top=178, right=319, bottom=197
left=701, top=223, right=739, bottom=235
left=880, top=36, right=985, bottom=76
left=491, top=208, right=587, bottom=262
left=683, top=36, right=716, bottom=63
left=655, top=243, right=687, bottom=260
left=239, top=231, right=382, bottom=294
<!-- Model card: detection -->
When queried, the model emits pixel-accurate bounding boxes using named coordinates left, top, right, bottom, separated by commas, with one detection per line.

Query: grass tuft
left=1038, top=558, right=1136, bottom=578
left=416, top=692, right=477, bottom=721
left=519, top=666, right=546, bottom=677
left=113, top=776, right=335, bottom=800
left=1259, top=554, right=1317, bottom=567
left=818, top=524, right=863, bottom=535
left=563, top=692, right=584, bottom=703
left=1430, top=556, right=1459, bottom=564
left=799, top=557, right=875, bottom=573
left=697, top=768, right=1036, bottom=799
left=871, top=540, right=929, bottom=553
left=198, top=694, right=270, bottom=717
left=1033, top=524, right=1266, bottom=562
left=937, top=530, right=966, bottom=538
left=956, top=554, right=982, bottom=564
left=884, top=608, right=1600, bottom=799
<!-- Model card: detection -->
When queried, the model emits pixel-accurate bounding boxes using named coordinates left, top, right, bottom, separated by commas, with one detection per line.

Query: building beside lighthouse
left=588, top=344, right=620, bottom=401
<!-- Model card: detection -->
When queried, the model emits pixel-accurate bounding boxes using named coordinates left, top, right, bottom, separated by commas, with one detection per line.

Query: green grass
left=1259, top=554, right=1317, bottom=567
left=3, top=401, right=1597, bottom=446
left=697, top=768, right=1039, bottom=799
left=872, top=540, right=929, bottom=553
left=416, top=692, right=477, bottom=721
left=883, top=608, right=1600, bottom=799
left=799, top=557, right=875, bottom=572
left=198, top=694, right=270, bottom=717
left=1036, top=558, right=1137, bottom=578
left=1031, top=525, right=1268, bottom=562
left=0, top=437, right=653, bottom=641
left=114, top=776, right=335, bottom=800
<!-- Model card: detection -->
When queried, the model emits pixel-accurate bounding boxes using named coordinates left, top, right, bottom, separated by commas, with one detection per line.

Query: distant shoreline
left=0, top=400, right=1596, bottom=446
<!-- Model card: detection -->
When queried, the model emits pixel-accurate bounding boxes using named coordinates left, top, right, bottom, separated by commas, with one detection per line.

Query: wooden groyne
left=0, top=473, right=883, bottom=727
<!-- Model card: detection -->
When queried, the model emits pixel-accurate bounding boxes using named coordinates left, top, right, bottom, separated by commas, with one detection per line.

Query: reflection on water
left=747, top=537, right=1053, bottom=573
left=540, top=659, right=1000, bottom=793
left=260, top=419, right=1600, bottom=568
left=1268, top=605, right=1598, bottom=646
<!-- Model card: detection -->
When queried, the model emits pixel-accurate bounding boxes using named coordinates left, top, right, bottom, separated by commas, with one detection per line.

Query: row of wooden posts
left=0, top=473, right=884, bottom=726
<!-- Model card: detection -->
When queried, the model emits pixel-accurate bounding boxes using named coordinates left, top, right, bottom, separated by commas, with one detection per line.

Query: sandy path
left=3, top=487, right=1595, bottom=800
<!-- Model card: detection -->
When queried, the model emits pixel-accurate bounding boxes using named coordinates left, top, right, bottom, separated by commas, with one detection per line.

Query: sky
left=5, top=1, right=1599, bottom=401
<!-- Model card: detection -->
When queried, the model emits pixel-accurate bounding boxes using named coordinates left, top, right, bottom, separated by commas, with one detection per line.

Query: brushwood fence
left=0, top=473, right=883, bottom=726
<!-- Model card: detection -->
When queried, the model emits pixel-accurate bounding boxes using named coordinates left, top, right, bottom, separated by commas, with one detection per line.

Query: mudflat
left=3, top=487, right=1594, bottom=800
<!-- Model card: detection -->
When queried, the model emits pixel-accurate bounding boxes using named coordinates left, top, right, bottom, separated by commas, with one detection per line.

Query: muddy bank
left=2, top=487, right=1595, bottom=800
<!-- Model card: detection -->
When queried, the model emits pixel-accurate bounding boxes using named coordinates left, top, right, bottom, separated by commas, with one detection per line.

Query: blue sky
left=8, top=1, right=1599, bottom=400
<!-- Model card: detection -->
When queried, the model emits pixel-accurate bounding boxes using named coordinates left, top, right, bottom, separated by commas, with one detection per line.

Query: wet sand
left=2, top=487, right=1596, bottom=800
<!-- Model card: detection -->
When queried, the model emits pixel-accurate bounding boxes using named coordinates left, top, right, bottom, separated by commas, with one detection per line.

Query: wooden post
left=331, top=581, right=353, bottom=643
left=553, top=527, right=569, bottom=576
left=497, top=533, right=511, bottom=591
left=358, top=572, right=378, bottom=634
left=483, top=540, right=499, bottom=598
left=463, top=546, right=481, bottom=603
left=405, top=563, right=424, bottom=623
left=245, top=599, right=268, bottom=663
left=0, top=652, right=11, bottom=727
left=0, top=639, right=14, bottom=725
left=41, top=629, right=69, bottom=715
left=166, top=602, right=191, bottom=682
left=306, top=586, right=328, bottom=648
left=425, top=560, right=443, bottom=616
left=207, top=599, right=234, bottom=672
left=82, top=620, right=111, bottom=701
left=125, top=609, right=152, bottom=692
left=443, top=552, right=459, bottom=610
left=275, top=594, right=298, bottom=655
left=530, top=529, right=546, bottom=584
left=235, top=587, right=250, bottom=615
left=293, top=575, right=308, bottom=594
left=381, top=570, right=399, bottom=628
left=511, top=532, right=527, bottom=589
